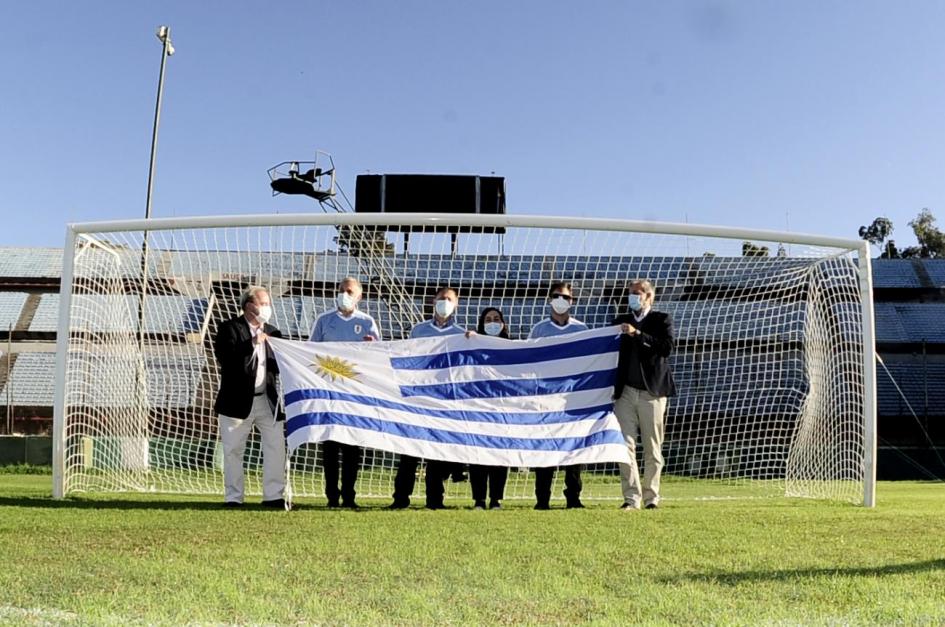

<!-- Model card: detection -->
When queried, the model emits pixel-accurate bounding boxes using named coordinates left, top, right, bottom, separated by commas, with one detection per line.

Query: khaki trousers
left=218, top=395, right=286, bottom=503
left=614, top=388, right=667, bottom=507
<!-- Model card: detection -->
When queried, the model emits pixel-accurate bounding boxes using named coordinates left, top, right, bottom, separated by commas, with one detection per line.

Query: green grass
left=1, top=475, right=944, bottom=625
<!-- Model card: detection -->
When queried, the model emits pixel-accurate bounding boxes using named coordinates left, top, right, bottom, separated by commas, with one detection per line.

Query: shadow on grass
left=0, top=495, right=397, bottom=512
left=0, top=496, right=282, bottom=511
left=665, top=558, right=945, bottom=585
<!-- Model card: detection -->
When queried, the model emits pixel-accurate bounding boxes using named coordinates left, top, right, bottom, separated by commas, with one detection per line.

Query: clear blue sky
left=3, top=1, right=945, bottom=249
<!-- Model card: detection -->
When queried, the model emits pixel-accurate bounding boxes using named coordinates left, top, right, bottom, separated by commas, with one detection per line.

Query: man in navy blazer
left=213, top=286, right=286, bottom=508
left=611, top=279, right=677, bottom=510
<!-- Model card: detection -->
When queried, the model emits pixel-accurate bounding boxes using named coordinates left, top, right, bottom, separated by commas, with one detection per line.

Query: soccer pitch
left=1, top=473, right=943, bottom=625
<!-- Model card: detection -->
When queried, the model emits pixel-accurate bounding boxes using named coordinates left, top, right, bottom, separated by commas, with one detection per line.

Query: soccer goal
left=52, top=214, right=877, bottom=505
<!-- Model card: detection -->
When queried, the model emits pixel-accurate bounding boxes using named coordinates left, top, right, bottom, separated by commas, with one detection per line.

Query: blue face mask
left=628, top=294, right=644, bottom=312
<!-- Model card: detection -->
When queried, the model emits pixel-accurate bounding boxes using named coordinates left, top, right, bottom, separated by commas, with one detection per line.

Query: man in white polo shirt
left=528, top=281, right=588, bottom=510
left=308, top=276, right=381, bottom=508
left=389, top=286, right=466, bottom=509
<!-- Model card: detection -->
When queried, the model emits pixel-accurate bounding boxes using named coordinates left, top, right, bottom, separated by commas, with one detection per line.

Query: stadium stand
left=0, top=246, right=942, bottom=478
left=0, top=248, right=62, bottom=279
left=0, top=292, right=29, bottom=332
left=27, top=294, right=59, bottom=332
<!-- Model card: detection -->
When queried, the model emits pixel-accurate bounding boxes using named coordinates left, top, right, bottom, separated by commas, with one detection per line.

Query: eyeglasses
left=551, top=293, right=573, bottom=301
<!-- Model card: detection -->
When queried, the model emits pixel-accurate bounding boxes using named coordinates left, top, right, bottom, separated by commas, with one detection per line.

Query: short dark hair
left=548, top=281, right=572, bottom=298
left=435, top=286, right=458, bottom=300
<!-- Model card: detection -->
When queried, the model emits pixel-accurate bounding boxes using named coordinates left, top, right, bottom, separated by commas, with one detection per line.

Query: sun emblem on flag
left=310, top=354, right=360, bottom=383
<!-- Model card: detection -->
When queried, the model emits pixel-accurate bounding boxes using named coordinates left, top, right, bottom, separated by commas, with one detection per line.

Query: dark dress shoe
left=388, top=500, right=409, bottom=510
left=534, top=502, right=550, bottom=510
left=223, top=501, right=243, bottom=508
left=342, top=500, right=359, bottom=509
left=566, top=500, right=585, bottom=509
left=261, top=499, right=285, bottom=509
left=327, top=500, right=340, bottom=508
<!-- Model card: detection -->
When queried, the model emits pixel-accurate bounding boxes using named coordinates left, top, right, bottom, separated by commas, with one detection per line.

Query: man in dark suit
left=611, top=279, right=677, bottom=511
left=213, top=285, right=286, bottom=508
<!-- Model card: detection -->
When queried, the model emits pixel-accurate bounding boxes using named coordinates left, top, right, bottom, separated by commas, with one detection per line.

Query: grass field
left=2, top=474, right=944, bottom=625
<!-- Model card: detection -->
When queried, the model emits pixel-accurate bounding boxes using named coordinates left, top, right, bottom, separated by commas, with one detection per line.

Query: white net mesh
left=56, top=217, right=870, bottom=503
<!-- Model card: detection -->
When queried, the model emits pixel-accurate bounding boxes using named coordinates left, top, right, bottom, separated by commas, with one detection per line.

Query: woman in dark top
left=470, top=306, right=511, bottom=509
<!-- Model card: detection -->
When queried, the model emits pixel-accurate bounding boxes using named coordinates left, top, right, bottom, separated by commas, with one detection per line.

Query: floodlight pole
left=135, top=27, right=174, bottom=452
left=139, top=27, right=174, bottom=350
left=146, top=25, right=173, bottom=221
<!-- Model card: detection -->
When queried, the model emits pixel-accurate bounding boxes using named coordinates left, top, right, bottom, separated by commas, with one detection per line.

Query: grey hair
left=629, top=279, right=656, bottom=300
left=239, top=285, right=269, bottom=309
left=338, top=276, right=362, bottom=291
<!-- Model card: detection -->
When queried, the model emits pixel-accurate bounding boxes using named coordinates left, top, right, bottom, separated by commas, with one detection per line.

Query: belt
left=254, top=392, right=265, bottom=397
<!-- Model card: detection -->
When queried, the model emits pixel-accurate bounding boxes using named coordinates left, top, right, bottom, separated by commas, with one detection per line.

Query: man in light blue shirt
left=528, top=281, right=588, bottom=510
left=307, top=276, right=381, bottom=508
left=390, top=286, right=466, bottom=509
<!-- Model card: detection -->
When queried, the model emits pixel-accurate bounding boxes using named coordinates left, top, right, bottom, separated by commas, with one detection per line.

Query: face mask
left=484, top=322, right=503, bottom=336
left=255, top=305, right=272, bottom=324
left=628, top=294, right=644, bottom=312
left=550, top=297, right=571, bottom=315
left=434, top=298, right=455, bottom=319
left=337, top=292, right=357, bottom=312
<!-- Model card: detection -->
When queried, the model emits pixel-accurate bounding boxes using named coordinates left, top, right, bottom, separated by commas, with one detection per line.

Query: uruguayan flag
left=268, top=326, right=630, bottom=467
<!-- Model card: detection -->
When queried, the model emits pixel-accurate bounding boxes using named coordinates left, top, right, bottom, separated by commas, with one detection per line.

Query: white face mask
left=255, top=305, right=272, bottom=324
left=550, top=297, right=571, bottom=315
left=337, top=292, right=357, bottom=312
left=484, top=321, right=503, bottom=336
left=628, top=294, right=644, bottom=312
left=434, top=298, right=455, bottom=319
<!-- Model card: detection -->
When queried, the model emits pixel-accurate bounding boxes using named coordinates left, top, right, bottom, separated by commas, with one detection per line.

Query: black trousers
left=469, top=465, right=508, bottom=503
left=321, top=440, right=361, bottom=504
left=534, top=465, right=583, bottom=505
left=392, top=455, right=450, bottom=507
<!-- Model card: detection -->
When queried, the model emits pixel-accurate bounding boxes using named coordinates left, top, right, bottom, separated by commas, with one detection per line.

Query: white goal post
left=52, top=213, right=877, bottom=505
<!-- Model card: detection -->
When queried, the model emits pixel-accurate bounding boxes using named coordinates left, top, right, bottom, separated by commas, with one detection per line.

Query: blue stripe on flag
left=398, top=368, right=616, bottom=400
left=285, top=388, right=613, bottom=425
left=389, top=334, right=619, bottom=370
left=285, top=411, right=625, bottom=451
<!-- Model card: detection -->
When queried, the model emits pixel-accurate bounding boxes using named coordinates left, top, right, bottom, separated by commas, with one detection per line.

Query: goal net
left=53, top=214, right=876, bottom=504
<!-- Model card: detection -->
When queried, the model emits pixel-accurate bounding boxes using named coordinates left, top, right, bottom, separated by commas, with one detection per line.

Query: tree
left=858, top=217, right=894, bottom=255
left=741, top=241, right=769, bottom=257
left=904, top=208, right=945, bottom=258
